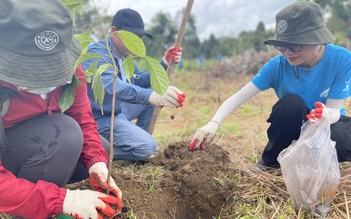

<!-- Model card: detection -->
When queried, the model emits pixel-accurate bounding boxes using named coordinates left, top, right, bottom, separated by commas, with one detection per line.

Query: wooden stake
left=148, top=0, right=195, bottom=134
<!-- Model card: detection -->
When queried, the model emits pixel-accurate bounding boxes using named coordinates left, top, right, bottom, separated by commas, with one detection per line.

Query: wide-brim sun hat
left=264, top=1, right=335, bottom=46
left=112, top=8, right=154, bottom=40
left=0, top=0, right=81, bottom=88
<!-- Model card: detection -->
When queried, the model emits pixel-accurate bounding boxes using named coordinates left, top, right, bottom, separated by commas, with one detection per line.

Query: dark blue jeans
left=100, top=103, right=157, bottom=161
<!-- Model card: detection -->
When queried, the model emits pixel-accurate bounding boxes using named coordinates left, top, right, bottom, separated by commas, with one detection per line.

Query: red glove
left=89, top=162, right=123, bottom=212
left=306, top=102, right=340, bottom=124
left=63, top=189, right=118, bottom=219
left=174, top=87, right=186, bottom=107
left=163, top=46, right=183, bottom=65
left=178, top=92, right=186, bottom=107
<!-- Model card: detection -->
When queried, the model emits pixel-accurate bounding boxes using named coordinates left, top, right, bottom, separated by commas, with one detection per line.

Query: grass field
left=2, top=59, right=351, bottom=218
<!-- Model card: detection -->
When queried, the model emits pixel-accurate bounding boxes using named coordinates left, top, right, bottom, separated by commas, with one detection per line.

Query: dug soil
left=118, top=141, right=238, bottom=219
left=69, top=141, right=241, bottom=219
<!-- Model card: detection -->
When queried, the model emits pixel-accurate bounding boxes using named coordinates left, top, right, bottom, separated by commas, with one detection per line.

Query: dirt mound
left=115, top=141, right=239, bottom=219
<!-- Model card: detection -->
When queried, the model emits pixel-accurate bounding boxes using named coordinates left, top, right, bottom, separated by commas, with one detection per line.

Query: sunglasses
left=274, top=44, right=304, bottom=53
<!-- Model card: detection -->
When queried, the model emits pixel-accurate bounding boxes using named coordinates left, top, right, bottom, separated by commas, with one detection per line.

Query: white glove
left=189, top=121, right=220, bottom=151
left=89, top=162, right=123, bottom=211
left=63, top=189, right=118, bottom=219
left=149, top=86, right=186, bottom=108
left=307, top=102, right=340, bottom=124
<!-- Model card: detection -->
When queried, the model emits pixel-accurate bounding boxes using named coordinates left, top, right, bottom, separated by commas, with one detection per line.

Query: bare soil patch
left=121, top=141, right=236, bottom=219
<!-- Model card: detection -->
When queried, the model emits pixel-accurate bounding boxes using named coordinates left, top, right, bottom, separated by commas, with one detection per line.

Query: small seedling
left=125, top=208, right=136, bottom=219
left=213, top=172, right=229, bottom=188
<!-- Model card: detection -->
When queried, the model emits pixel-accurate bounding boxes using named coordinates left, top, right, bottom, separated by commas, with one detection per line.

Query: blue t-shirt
left=252, top=44, right=351, bottom=113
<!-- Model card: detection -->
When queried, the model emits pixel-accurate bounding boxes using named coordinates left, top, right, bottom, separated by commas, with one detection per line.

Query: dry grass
left=219, top=154, right=351, bottom=218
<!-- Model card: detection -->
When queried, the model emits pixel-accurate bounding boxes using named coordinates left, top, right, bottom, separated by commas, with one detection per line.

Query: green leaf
left=96, top=63, right=112, bottom=76
left=117, top=30, right=146, bottom=56
left=74, top=53, right=101, bottom=72
left=144, top=55, right=169, bottom=95
left=58, top=76, right=81, bottom=112
left=59, top=85, right=75, bottom=113
left=91, top=63, right=111, bottom=106
left=84, top=58, right=101, bottom=83
left=122, top=55, right=135, bottom=82
left=61, top=0, right=84, bottom=15
left=84, top=71, right=93, bottom=83
left=55, top=213, right=74, bottom=219
left=61, top=0, right=84, bottom=25
left=91, top=74, right=105, bottom=107
left=74, top=27, right=95, bottom=54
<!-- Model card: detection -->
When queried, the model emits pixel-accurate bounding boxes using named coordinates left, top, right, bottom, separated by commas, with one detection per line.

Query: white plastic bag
left=277, top=120, right=340, bottom=217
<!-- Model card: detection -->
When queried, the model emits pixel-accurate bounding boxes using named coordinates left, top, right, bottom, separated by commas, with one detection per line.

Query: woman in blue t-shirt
left=190, top=1, right=351, bottom=169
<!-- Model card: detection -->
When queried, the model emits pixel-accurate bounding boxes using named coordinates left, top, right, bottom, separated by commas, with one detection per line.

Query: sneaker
left=256, top=160, right=280, bottom=171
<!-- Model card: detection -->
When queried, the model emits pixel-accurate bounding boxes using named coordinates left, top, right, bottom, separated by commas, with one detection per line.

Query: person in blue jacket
left=82, top=8, right=185, bottom=161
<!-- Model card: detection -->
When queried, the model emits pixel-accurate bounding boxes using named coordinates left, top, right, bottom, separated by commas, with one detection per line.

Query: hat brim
left=122, top=27, right=153, bottom=40
left=264, top=26, right=335, bottom=45
left=0, top=39, right=81, bottom=87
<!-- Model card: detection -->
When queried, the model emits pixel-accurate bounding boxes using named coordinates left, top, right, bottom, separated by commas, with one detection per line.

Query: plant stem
left=106, top=35, right=119, bottom=194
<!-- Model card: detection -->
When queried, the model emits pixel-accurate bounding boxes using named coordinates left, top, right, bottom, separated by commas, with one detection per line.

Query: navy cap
left=112, top=8, right=153, bottom=39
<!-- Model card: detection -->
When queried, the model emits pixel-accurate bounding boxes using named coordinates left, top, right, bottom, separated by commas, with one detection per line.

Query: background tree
left=314, top=0, right=351, bottom=47
left=201, top=34, right=220, bottom=58
left=218, top=36, right=237, bottom=57
left=180, top=13, right=201, bottom=59
left=75, top=1, right=112, bottom=40
left=253, top=22, right=268, bottom=51
left=146, top=12, right=178, bottom=58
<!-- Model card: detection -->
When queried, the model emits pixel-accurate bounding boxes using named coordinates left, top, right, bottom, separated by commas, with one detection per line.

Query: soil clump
left=114, top=141, right=238, bottom=219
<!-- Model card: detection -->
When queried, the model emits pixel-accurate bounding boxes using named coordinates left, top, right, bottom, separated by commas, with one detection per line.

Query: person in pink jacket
left=0, top=0, right=122, bottom=218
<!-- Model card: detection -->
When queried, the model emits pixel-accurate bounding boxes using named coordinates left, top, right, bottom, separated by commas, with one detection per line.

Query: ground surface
left=2, top=54, right=351, bottom=219
left=86, top=60, right=350, bottom=218
left=117, top=141, right=237, bottom=219
left=66, top=59, right=282, bottom=219
left=99, top=59, right=351, bottom=219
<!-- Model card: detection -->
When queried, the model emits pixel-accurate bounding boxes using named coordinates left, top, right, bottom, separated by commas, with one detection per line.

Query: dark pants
left=262, top=94, right=351, bottom=165
left=1, top=113, right=110, bottom=187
